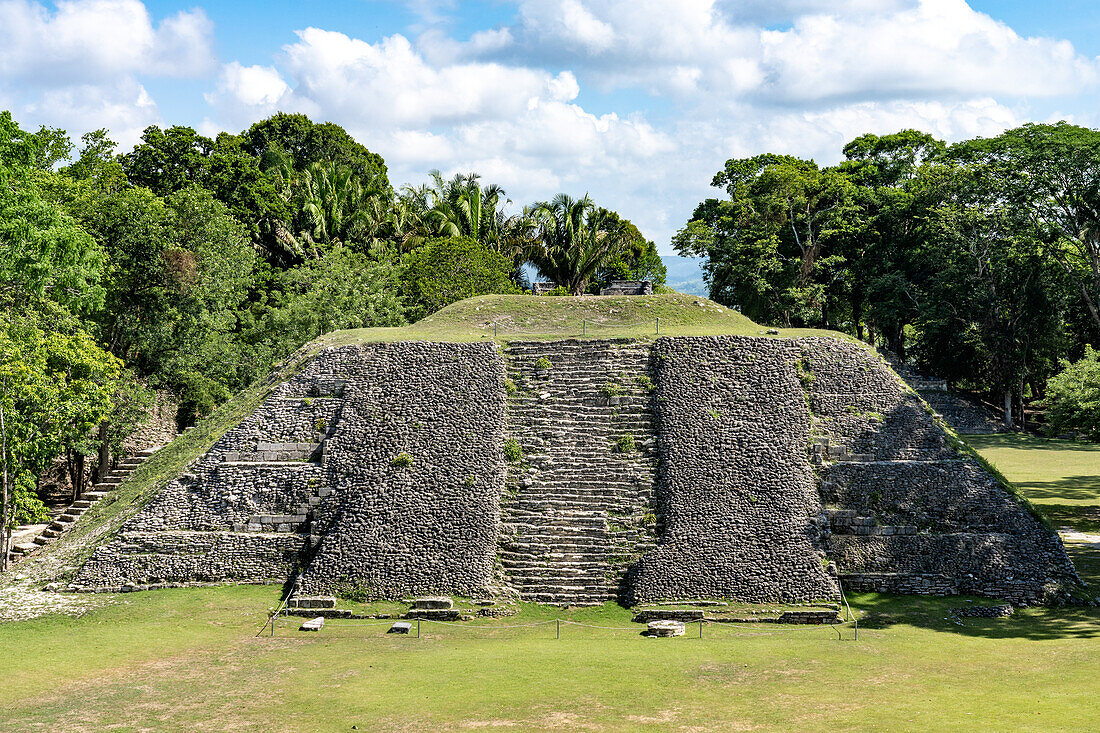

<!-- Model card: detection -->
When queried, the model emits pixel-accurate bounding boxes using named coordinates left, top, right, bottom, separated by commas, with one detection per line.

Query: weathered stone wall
left=629, top=336, right=839, bottom=604
left=75, top=342, right=506, bottom=596
left=803, top=338, right=1077, bottom=604
left=298, top=342, right=506, bottom=598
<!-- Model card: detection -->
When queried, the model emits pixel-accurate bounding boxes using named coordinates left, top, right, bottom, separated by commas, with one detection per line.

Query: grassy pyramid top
left=324, top=293, right=843, bottom=346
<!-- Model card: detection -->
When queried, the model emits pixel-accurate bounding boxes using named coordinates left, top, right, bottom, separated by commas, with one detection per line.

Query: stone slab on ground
left=287, top=596, right=336, bottom=609
left=632, top=608, right=705, bottom=622
left=388, top=621, right=413, bottom=634
left=411, top=596, right=453, bottom=609
left=646, top=620, right=686, bottom=637
left=299, top=616, right=325, bottom=631
left=404, top=608, right=460, bottom=621
left=777, top=610, right=840, bottom=625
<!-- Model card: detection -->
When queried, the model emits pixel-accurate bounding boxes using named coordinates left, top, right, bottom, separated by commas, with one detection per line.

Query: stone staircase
left=499, top=339, right=659, bottom=605
left=6, top=447, right=159, bottom=565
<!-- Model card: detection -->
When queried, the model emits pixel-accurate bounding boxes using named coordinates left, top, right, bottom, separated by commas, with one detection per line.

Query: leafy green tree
left=913, top=160, right=1066, bottom=425
left=242, top=246, right=406, bottom=371
left=402, top=236, right=517, bottom=318
left=953, top=123, right=1100, bottom=330
left=593, top=210, right=666, bottom=288
left=0, top=317, right=122, bottom=513
left=676, top=155, right=858, bottom=326
left=0, top=117, right=105, bottom=317
left=244, top=113, right=389, bottom=194
left=1045, top=346, right=1100, bottom=440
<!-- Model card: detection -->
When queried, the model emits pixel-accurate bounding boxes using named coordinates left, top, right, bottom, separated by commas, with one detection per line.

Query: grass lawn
left=965, top=434, right=1100, bottom=536
left=0, top=585, right=1097, bottom=732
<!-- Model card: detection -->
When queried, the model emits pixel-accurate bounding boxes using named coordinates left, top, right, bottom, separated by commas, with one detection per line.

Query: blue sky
left=2, top=0, right=1099, bottom=252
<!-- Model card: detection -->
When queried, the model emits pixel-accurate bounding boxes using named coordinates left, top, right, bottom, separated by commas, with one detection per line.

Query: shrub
left=504, top=377, right=518, bottom=395
left=402, top=236, right=518, bottom=319
left=600, top=381, right=624, bottom=400
left=635, top=374, right=655, bottom=391
left=614, top=434, right=636, bottom=453
left=534, top=357, right=552, bottom=370
left=1046, top=346, right=1100, bottom=441
left=503, top=439, right=523, bottom=463
left=391, top=452, right=414, bottom=468
left=336, top=580, right=374, bottom=603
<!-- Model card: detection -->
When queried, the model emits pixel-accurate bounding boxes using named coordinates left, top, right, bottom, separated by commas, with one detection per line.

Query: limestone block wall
left=76, top=342, right=506, bottom=595
left=297, top=342, right=506, bottom=598
left=629, top=336, right=839, bottom=604
left=802, top=338, right=1077, bottom=604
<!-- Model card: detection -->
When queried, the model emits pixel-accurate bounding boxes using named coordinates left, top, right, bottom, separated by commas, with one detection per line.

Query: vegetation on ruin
left=324, top=292, right=843, bottom=345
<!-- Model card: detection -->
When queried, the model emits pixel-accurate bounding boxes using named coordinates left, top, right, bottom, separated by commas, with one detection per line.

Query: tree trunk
left=1019, top=376, right=1027, bottom=432
left=67, top=450, right=85, bottom=503
left=96, top=421, right=111, bottom=484
left=1003, top=389, right=1014, bottom=429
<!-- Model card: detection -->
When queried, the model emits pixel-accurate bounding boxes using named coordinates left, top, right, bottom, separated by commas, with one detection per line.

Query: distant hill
left=661, top=256, right=707, bottom=296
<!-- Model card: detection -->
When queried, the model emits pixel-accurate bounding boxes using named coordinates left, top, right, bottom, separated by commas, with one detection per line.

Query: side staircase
left=6, top=447, right=159, bottom=565
left=499, top=339, right=659, bottom=605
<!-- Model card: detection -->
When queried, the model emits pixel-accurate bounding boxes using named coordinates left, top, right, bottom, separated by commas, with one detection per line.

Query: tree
left=402, top=236, right=517, bottom=318
left=0, top=118, right=105, bottom=317
left=1045, top=346, right=1100, bottom=440
left=242, top=246, right=406, bottom=369
left=954, top=123, right=1100, bottom=330
left=243, top=112, right=390, bottom=194
left=676, top=155, right=858, bottom=326
left=0, top=317, right=122, bottom=508
left=593, top=210, right=666, bottom=288
left=913, top=160, right=1066, bottom=426
left=529, top=194, right=633, bottom=295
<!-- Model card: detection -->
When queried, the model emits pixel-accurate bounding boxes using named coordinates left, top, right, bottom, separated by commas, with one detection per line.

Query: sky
left=2, top=0, right=1100, bottom=253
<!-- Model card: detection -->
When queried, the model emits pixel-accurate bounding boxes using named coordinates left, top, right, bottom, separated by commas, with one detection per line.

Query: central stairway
left=500, top=339, right=658, bottom=605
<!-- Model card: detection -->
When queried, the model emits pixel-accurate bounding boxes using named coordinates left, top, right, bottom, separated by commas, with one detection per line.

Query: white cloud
left=22, top=78, right=159, bottom=150
left=0, top=0, right=215, bottom=82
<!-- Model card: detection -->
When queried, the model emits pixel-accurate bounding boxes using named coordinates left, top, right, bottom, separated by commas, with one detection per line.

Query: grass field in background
left=966, top=433, right=1100, bottom=535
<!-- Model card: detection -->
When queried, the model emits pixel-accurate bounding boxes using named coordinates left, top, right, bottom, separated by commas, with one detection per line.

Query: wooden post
left=656, top=318, right=660, bottom=335
left=556, top=619, right=560, bottom=639
left=0, top=402, right=8, bottom=573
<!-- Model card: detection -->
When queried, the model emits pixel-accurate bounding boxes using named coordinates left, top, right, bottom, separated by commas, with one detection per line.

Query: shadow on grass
left=963, top=434, right=1100, bottom=453
left=1016, top=476, right=1100, bottom=503
left=851, top=592, right=1100, bottom=641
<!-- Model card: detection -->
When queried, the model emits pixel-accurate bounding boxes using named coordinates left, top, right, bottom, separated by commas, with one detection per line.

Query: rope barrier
left=273, top=615, right=856, bottom=639
left=417, top=619, right=558, bottom=629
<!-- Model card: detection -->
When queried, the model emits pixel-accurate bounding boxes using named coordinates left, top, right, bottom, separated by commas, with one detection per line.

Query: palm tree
left=298, top=161, right=383, bottom=249
left=529, top=194, right=630, bottom=295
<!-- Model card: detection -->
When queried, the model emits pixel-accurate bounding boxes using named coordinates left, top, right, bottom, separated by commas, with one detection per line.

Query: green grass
left=321, top=293, right=847, bottom=345
left=0, top=585, right=1097, bottom=731
left=965, top=433, right=1100, bottom=535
